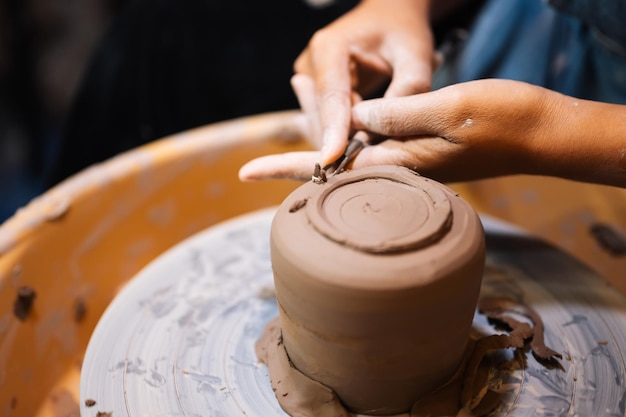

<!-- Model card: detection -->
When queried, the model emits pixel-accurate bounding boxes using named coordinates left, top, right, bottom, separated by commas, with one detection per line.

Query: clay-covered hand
left=292, top=0, right=435, bottom=167
left=240, top=79, right=626, bottom=187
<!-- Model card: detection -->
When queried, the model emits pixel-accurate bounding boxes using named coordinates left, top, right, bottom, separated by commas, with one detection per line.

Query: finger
left=309, top=37, right=353, bottom=166
left=291, top=74, right=322, bottom=147
left=351, top=134, right=469, bottom=183
left=238, top=151, right=320, bottom=182
left=351, top=93, right=446, bottom=137
left=350, top=139, right=413, bottom=169
left=384, top=43, right=433, bottom=98
left=384, top=57, right=432, bottom=98
left=293, top=48, right=312, bottom=76
left=291, top=74, right=317, bottom=115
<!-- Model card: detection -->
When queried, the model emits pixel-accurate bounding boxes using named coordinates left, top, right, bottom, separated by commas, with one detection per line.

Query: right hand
left=292, top=0, right=436, bottom=167
left=241, top=78, right=626, bottom=188
left=241, top=79, right=543, bottom=183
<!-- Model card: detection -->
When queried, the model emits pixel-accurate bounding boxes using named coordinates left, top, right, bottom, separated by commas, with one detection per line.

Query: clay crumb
left=598, top=340, right=608, bottom=345
left=289, top=198, right=309, bottom=213
left=589, top=222, right=626, bottom=256
left=257, top=286, right=275, bottom=300
left=96, top=412, right=112, bottom=417
left=74, top=297, right=87, bottom=323
left=85, top=399, right=96, bottom=407
left=13, top=286, right=36, bottom=321
left=312, top=163, right=327, bottom=184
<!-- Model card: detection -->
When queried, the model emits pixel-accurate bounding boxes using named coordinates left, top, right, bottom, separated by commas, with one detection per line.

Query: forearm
left=527, top=93, right=626, bottom=187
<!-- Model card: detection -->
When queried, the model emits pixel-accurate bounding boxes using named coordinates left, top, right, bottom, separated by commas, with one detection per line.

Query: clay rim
left=305, top=166, right=454, bottom=254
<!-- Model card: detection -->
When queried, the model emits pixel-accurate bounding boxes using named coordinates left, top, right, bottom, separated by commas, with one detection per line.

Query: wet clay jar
left=270, top=165, right=485, bottom=415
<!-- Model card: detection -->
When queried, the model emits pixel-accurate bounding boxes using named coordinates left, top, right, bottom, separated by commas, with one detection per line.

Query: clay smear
left=256, top=296, right=561, bottom=417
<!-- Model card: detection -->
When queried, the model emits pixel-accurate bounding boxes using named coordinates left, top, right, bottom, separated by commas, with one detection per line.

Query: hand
left=348, top=78, right=547, bottom=182
left=241, top=79, right=540, bottom=182
left=240, top=79, right=626, bottom=187
left=293, top=0, right=435, bottom=166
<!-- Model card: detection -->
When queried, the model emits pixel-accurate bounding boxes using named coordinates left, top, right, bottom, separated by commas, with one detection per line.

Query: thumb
left=351, top=93, right=445, bottom=137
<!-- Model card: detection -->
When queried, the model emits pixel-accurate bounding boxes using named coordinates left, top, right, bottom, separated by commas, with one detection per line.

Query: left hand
left=292, top=0, right=436, bottom=166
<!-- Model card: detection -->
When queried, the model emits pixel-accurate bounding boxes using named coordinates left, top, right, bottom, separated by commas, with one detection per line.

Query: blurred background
left=1, top=0, right=625, bottom=305
left=0, top=0, right=366, bottom=223
left=0, top=0, right=129, bottom=221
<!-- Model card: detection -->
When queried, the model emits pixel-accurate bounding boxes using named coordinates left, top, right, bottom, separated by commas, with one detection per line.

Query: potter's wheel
left=80, top=208, right=626, bottom=416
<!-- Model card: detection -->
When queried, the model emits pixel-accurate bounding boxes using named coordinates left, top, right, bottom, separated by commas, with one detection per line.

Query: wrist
left=528, top=91, right=626, bottom=187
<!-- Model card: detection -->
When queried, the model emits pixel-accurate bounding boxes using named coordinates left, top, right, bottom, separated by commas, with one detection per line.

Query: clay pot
left=270, top=165, right=485, bottom=415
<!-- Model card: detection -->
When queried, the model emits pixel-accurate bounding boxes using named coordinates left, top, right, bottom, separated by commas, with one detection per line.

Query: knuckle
left=320, top=89, right=351, bottom=106
left=293, top=54, right=307, bottom=73
left=309, top=28, right=334, bottom=48
left=372, top=105, right=401, bottom=133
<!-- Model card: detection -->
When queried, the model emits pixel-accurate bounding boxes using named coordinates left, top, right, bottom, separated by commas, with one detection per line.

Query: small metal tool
left=322, top=131, right=369, bottom=176
left=311, top=131, right=377, bottom=183
left=328, top=136, right=366, bottom=174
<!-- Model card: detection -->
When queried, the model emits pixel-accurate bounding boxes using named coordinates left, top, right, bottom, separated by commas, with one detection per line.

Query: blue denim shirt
left=435, top=0, right=626, bottom=104
left=548, top=0, right=626, bottom=49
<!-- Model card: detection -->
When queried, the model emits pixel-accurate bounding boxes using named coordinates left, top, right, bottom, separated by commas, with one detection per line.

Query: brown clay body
left=270, top=166, right=485, bottom=415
